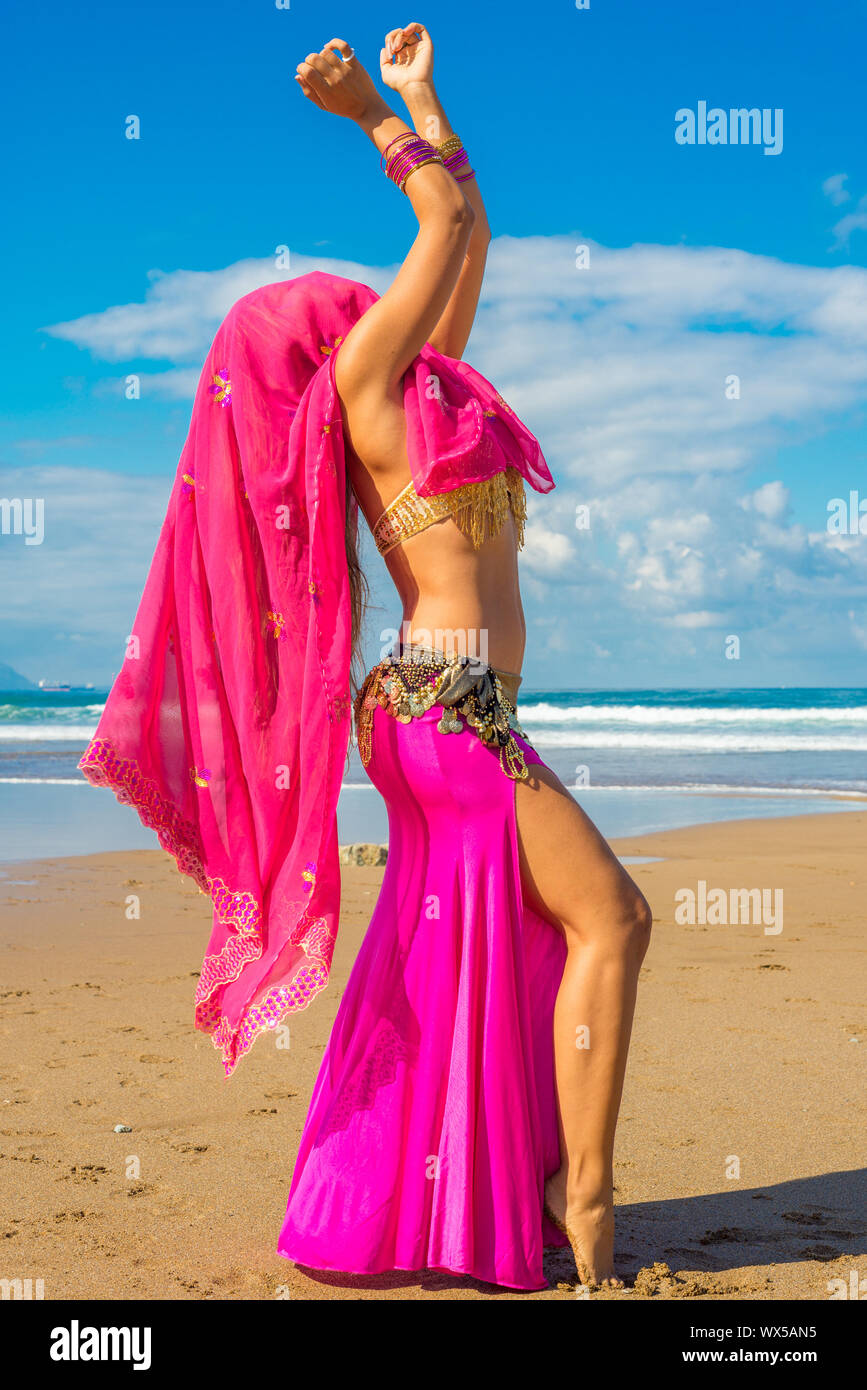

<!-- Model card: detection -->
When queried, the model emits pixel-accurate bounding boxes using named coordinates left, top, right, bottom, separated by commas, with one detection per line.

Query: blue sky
left=2, top=0, right=866, bottom=687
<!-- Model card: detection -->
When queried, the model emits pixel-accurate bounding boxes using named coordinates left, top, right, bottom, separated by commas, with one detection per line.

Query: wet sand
left=1, top=811, right=864, bottom=1300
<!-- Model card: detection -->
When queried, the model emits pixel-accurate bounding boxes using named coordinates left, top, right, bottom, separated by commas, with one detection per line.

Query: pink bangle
left=380, top=131, right=417, bottom=167
left=441, top=141, right=476, bottom=185
left=383, top=135, right=443, bottom=192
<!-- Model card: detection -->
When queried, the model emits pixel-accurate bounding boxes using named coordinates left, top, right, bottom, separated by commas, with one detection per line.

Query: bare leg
left=514, top=762, right=652, bottom=1288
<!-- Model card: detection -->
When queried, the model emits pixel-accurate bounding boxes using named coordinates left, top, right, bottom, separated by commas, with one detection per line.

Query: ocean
left=1, top=687, right=865, bottom=863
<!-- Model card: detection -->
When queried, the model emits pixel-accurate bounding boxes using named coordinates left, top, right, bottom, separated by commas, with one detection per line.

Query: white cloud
left=29, top=236, right=867, bottom=685
left=43, top=255, right=396, bottom=363
left=0, top=466, right=171, bottom=684
left=670, top=611, right=718, bottom=629
left=740, top=480, right=789, bottom=520
left=822, top=172, right=850, bottom=206
left=831, top=195, right=867, bottom=250
left=522, top=523, right=576, bottom=576
left=848, top=609, right=867, bottom=651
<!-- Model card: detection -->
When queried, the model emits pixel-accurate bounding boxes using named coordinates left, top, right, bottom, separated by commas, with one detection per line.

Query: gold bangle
left=436, top=134, right=463, bottom=159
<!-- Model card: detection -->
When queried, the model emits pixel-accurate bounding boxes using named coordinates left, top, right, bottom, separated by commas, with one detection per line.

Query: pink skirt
left=277, top=700, right=568, bottom=1290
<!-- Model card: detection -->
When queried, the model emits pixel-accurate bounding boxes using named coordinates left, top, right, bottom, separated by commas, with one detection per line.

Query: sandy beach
left=1, top=810, right=864, bottom=1301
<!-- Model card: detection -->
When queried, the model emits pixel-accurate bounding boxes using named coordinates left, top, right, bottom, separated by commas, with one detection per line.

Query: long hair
left=345, top=481, right=369, bottom=708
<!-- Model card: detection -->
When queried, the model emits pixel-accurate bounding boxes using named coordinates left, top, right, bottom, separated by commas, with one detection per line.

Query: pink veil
left=79, top=271, right=554, bottom=1075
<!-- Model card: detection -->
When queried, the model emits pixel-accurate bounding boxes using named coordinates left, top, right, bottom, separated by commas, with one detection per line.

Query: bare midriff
left=381, top=510, right=526, bottom=674
left=348, top=453, right=527, bottom=677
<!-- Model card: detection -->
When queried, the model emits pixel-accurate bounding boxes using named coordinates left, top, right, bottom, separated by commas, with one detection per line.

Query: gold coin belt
left=354, top=650, right=530, bottom=781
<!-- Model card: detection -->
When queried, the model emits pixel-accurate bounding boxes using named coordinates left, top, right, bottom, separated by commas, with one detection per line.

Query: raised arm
left=295, top=35, right=475, bottom=416
left=382, top=24, right=491, bottom=360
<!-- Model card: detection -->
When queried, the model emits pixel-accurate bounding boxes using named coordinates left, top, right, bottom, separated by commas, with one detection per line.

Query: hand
left=295, top=39, right=384, bottom=121
left=380, top=22, right=434, bottom=93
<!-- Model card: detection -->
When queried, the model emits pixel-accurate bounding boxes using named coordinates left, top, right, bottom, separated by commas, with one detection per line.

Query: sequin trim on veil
left=78, top=736, right=334, bottom=1072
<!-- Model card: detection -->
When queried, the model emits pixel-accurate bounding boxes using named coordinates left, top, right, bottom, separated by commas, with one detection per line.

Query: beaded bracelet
left=382, top=133, right=443, bottom=192
left=437, top=134, right=463, bottom=159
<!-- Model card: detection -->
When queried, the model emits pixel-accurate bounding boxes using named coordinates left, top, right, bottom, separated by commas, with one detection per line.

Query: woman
left=80, top=24, right=651, bottom=1293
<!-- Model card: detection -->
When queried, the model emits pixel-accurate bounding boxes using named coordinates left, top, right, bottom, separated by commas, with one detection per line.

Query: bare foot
left=544, top=1172, right=624, bottom=1290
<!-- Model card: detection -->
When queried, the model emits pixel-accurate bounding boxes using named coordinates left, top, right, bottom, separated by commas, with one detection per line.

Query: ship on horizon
left=37, top=679, right=95, bottom=692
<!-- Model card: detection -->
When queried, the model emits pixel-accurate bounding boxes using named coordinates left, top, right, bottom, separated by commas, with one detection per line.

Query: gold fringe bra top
left=371, top=465, right=528, bottom=557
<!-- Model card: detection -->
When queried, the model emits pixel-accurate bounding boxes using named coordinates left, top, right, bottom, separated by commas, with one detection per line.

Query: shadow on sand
left=291, top=1168, right=867, bottom=1297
